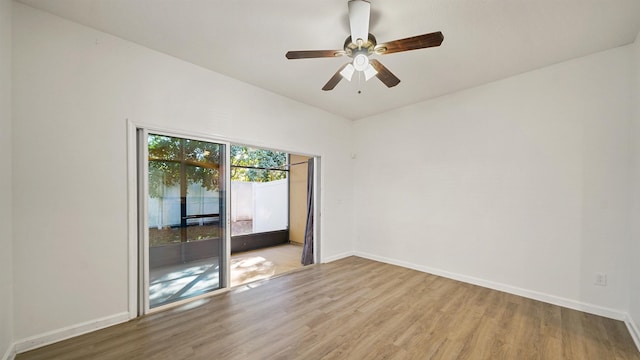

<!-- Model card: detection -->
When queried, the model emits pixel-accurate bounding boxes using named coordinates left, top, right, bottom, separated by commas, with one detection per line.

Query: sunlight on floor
left=230, top=256, right=276, bottom=286
left=230, top=244, right=303, bottom=287
left=149, top=260, right=220, bottom=307
left=148, top=244, right=303, bottom=307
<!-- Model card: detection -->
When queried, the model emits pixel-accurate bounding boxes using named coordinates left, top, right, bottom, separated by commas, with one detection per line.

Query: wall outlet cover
left=595, top=272, right=607, bottom=286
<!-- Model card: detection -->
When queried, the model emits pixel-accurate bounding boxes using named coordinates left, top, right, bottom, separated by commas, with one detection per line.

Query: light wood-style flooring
left=17, top=256, right=640, bottom=360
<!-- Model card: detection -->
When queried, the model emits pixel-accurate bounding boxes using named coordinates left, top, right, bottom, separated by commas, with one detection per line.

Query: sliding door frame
left=127, top=120, right=321, bottom=318
left=128, top=122, right=231, bottom=315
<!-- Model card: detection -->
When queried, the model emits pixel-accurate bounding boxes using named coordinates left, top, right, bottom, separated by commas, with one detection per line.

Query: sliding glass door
left=141, top=132, right=227, bottom=310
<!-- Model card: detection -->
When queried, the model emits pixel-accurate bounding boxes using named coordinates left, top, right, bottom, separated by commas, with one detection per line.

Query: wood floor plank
left=16, top=257, right=640, bottom=360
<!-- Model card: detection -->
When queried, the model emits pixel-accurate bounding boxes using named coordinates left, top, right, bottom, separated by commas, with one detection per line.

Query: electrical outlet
left=595, top=273, right=607, bottom=286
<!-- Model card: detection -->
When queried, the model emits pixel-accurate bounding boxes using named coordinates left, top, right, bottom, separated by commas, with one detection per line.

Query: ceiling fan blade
left=322, top=63, right=350, bottom=91
left=286, top=50, right=345, bottom=60
left=348, top=0, right=370, bottom=45
left=375, top=31, right=444, bottom=55
left=369, top=59, right=400, bottom=88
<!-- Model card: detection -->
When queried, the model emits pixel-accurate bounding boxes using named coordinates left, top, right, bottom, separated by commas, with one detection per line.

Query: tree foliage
left=148, top=134, right=222, bottom=198
left=147, top=134, right=287, bottom=198
left=230, top=146, right=287, bottom=182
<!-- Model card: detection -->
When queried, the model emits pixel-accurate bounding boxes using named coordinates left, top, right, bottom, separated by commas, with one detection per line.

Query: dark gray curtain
left=301, top=158, right=314, bottom=265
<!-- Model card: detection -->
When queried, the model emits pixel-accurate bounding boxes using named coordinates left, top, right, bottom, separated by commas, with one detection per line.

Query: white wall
left=12, top=3, right=354, bottom=342
left=354, top=45, right=633, bottom=315
left=631, top=31, right=640, bottom=342
left=0, top=0, right=13, bottom=358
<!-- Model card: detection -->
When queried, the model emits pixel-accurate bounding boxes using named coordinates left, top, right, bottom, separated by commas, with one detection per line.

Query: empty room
left=1, top=0, right=640, bottom=359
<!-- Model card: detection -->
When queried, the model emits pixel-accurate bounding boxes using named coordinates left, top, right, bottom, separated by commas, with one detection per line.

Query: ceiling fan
left=285, top=0, right=444, bottom=91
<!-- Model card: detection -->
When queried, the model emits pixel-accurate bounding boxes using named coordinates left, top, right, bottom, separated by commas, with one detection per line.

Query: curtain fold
left=301, top=158, right=314, bottom=265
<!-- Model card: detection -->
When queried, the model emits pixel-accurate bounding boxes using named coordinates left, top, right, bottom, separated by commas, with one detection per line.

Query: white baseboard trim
left=321, top=251, right=356, bottom=263
left=626, top=314, right=640, bottom=353
left=1, top=343, right=15, bottom=360
left=354, top=251, right=627, bottom=321
left=14, top=312, right=130, bottom=354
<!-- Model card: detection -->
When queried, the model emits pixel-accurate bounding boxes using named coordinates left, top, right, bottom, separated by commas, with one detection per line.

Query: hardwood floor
left=17, top=257, right=640, bottom=360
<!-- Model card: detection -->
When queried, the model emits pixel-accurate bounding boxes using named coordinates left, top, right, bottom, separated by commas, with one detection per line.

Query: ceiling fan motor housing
left=343, top=34, right=377, bottom=57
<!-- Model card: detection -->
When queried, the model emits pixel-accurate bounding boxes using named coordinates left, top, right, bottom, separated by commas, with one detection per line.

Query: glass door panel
left=146, top=133, right=226, bottom=309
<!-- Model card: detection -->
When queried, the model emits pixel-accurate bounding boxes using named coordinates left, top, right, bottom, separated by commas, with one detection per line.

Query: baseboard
left=14, top=312, right=130, bottom=354
left=354, top=251, right=627, bottom=321
left=626, top=314, right=640, bottom=353
left=1, top=343, right=15, bottom=360
left=321, top=251, right=356, bottom=263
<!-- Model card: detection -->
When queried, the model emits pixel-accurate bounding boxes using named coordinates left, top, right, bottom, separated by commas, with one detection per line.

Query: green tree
left=148, top=134, right=223, bottom=198
left=230, top=146, right=287, bottom=182
left=147, top=136, right=287, bottom=198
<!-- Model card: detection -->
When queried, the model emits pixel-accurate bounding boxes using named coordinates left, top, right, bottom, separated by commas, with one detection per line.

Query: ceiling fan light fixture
left=363, top=64, right=378, bottom=81
left=340, top=63, right=355, bottom=81
left=353, top=53, right=369, bottom=72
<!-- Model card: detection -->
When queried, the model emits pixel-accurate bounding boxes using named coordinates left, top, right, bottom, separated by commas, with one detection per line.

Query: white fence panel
left=231, top=182, right=253, bottom=221
left=253, top=179, right=288, bottom=233
left=149, top=180, right=287, bottom=232
left=148, top=185, right=180, bottom=229
left=148, top=184, right=219, bottom=228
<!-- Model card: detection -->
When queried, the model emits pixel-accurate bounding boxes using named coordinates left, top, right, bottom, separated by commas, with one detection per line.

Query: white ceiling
left=17, top=0, right=640, bottom=120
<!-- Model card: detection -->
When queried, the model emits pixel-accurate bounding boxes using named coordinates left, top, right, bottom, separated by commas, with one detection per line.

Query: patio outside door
left=140, top=132, right=227, bottom=311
